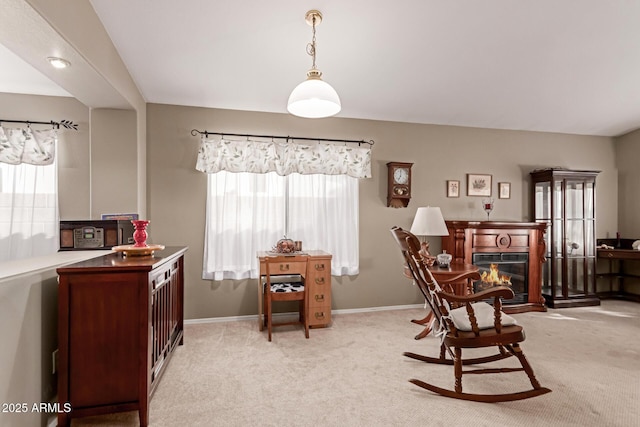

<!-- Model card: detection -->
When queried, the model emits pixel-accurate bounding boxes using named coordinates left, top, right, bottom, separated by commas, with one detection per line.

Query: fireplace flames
left=480, top=263, right=512, bottom=286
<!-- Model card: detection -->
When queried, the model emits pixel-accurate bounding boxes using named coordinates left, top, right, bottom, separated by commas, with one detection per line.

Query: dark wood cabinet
left=56, top=246, right=187, bottom=426
left=530, top=168, right=600, bottom=308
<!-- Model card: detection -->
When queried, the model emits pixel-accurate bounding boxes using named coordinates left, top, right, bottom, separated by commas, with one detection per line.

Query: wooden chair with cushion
left=392, top=226, right=551, bottom=402
left=263, top=255, right=309, bottom=342
left=390, top=226, right=479, bottom=339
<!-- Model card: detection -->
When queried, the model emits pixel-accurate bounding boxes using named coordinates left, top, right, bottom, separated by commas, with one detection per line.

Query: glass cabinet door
left=530, top=168, right=600, bottom=308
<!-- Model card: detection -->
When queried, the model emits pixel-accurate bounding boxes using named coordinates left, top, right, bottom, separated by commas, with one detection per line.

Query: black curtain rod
left=191, top=129, right=374, bottom=146
left=0, top=119, right=79, bottom=130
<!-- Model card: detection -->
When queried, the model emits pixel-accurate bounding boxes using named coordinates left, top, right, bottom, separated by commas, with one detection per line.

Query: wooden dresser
left=56, top=246, right=187, bottom=427
left=257, top=250, right=332, bottom=328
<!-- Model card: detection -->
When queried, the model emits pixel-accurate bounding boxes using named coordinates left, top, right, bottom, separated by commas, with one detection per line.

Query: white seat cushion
left=268, top=282, right=304, bottom=293
left=449, top=302, right=517, bottom=332
left=262, top=274, right=304, bottom=293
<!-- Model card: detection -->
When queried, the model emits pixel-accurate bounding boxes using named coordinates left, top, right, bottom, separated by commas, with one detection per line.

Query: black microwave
left=59, top=220, right=134, bottom=250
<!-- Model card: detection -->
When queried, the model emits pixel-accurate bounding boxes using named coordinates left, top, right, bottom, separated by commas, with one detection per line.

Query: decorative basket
left=272, top=237, right=296, bottom=253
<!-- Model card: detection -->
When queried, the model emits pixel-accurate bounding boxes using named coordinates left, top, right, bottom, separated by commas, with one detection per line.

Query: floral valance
left=195, top=138, right=372, bottom=179
left=0, top=126, right=57, bottom=165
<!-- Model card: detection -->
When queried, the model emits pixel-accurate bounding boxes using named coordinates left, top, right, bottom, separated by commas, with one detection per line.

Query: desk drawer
left=260, top=261, right=307, bottom=276
left=309, top=287, right=331, bottom=309
left=308, top=307, right=331, bottom=327
left=598, top=249, right=640, bottom=260
left=306, top=258, right=331, bottom=327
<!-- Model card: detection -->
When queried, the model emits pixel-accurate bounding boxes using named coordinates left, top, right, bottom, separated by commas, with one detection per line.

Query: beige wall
left=611, top=130, right=640, bottom=295
left=0, top=269, right=59, bottom=427
left=147, top=103, right=618, bottom=320
left=0, top=95, right=141, bottom=221
left=0, top=93, right=91, bottom=219
left=89, top=109, right=138, bottom=218
left=614, top=129, right=640, bottom=237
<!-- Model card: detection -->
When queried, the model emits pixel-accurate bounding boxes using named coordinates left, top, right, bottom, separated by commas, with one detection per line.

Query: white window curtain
left=0, top=126, right=59, bottom=262
left=202, top=171, right=359, bottom=280
left=198, top=137, right=370, bottom=280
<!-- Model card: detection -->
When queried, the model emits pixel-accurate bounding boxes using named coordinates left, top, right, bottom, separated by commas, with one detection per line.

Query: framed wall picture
left=467, top=174, right=492, bottom=197
left=446, top=180, right=460, bottom=198
left=499, top=182, right=511, bottom=199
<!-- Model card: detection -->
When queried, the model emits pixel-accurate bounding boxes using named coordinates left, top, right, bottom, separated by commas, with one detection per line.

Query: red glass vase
left=131, top=220, right=150, bottom=247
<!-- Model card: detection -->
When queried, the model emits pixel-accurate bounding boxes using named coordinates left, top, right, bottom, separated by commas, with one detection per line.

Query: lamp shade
left=287, top=77, right=341, bottom=118
left=410, top=207, right=449, bottom=237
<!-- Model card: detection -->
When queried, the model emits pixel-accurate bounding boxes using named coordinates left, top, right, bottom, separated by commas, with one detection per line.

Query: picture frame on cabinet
left=467, top=174, right=492, bottom=197
left=447, top=180, right=460, bottom=198
left=499, top=182, right=511, bottom=199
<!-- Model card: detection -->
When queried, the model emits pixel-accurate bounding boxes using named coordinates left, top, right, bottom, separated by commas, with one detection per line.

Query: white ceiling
left=4, top=0, right=640, bottom=137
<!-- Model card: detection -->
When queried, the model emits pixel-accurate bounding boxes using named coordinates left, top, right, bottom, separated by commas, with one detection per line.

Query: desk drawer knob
left=607, top=253, right=613, bottom=258
left=315, top=263, right=325, bottom=271
left=279, top=264, right=290, bottom=271
left=314, top=312, right=325, bottom=320
left=315, top=294, right=325, bottom=302
left=315, top=277, right=325, bottom=285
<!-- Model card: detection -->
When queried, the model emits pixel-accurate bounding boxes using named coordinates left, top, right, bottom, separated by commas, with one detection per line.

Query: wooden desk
left=257, top=250, right=332, bottom=330
left=597, top=248, right=640, bottom=302
left=404, top=262, right=481, bottom=339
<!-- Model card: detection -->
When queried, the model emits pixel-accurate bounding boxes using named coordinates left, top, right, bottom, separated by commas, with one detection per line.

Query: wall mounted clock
left=387, top=162, right=413, bottom=208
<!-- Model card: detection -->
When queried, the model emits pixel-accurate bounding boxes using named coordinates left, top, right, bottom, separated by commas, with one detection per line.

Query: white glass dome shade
left=287, top=69, right=341, bottom=118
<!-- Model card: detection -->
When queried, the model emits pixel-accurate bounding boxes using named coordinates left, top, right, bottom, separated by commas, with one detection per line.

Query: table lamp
left=410, top=206, right=450, bottom=266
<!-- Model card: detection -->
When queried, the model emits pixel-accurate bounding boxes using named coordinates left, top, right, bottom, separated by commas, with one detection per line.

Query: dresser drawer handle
left=315, top=277, right=325, bottom=285
left=314, top=294, right=325, bottom=303
left=314, top=312, right=325, bottom=320
left=315, top=263, right=325, bottom=271
left=279, top=264, right=290, bottom=271
left=607, top=253, right=613, bottom=258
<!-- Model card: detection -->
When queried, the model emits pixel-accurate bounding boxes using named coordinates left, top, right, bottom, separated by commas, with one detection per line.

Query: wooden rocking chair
left=391, top=226, right=551, bottom=402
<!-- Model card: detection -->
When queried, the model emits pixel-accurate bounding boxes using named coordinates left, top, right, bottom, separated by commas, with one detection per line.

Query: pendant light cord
left=306, top=15, right=317, bottom=70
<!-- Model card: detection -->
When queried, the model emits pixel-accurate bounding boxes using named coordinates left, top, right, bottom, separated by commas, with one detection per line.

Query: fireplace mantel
left=441, top=221, right=547, bottom=313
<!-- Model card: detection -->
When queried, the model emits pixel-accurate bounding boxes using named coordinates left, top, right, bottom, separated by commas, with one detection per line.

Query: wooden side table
left=597, top=248, right=640, bottom=301
left=404, top=262, right=480, bottom=339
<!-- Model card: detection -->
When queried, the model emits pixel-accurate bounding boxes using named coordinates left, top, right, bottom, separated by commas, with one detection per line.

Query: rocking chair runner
left=391, top=226, right=551, bottom=402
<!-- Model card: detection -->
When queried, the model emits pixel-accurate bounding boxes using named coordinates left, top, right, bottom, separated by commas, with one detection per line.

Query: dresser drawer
left=308, top=307, right=331, bottom=326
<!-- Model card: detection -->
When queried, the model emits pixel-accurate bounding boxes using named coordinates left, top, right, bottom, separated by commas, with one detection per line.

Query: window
left=0, top=160, right=58, bottom=262
left=202, top=171, right=359, bottom=280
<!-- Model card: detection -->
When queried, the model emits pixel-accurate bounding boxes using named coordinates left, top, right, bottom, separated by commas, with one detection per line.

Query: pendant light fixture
left=287, top=10, right=341, bottom=119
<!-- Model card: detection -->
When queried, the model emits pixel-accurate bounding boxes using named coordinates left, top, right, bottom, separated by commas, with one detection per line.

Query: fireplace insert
left=472, top=253, right=529, bottom=304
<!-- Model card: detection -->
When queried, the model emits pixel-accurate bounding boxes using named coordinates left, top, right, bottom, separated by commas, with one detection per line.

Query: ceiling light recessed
left=47, top=57, right=70, bottom=69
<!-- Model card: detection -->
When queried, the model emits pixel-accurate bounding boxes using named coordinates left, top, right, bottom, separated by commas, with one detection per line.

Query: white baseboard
left=185, top=304, right=424, bottom=325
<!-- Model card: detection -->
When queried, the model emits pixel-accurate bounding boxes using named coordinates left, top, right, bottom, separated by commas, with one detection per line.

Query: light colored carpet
left=71, top=300, right=640, bottom=427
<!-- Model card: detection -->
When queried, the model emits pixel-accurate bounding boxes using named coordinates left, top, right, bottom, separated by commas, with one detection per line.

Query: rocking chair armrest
left=438, top=286, right=515, bottom=304
left=434, top=270, right=482, bottom=284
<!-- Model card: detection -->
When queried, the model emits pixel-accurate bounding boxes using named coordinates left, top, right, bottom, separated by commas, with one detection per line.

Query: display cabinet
left=530, top=168, right=600, bottom=307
